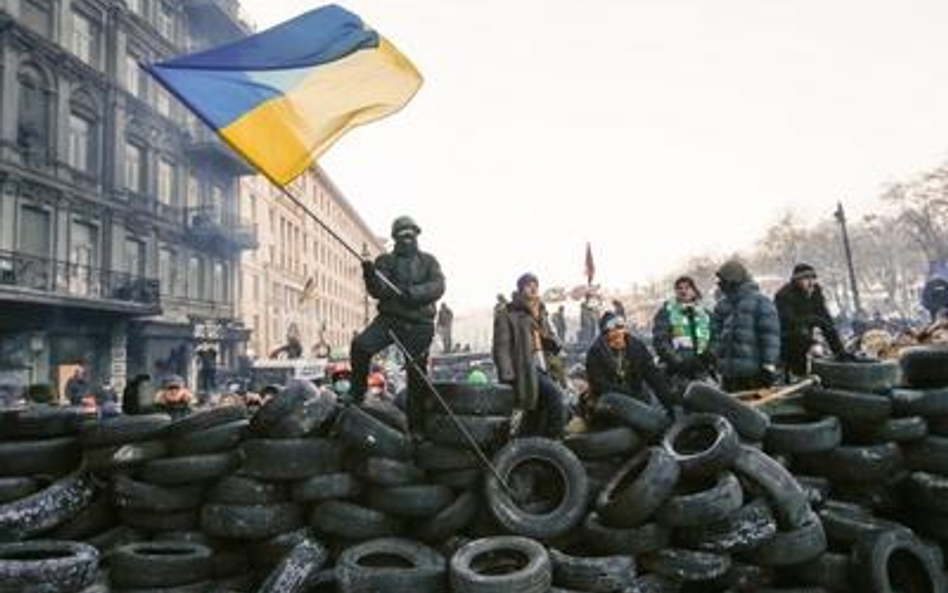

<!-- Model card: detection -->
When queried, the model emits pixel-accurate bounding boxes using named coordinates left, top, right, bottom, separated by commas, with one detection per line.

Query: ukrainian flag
left=147, top=4, right=422, bottom=185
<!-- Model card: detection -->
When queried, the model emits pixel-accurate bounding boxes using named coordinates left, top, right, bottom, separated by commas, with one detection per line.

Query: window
left=70, top=221, right=99, bottom=297
left=125, top=141, right=145, bottom=193
left=22, top=0, right=52, bottom=36
left=125, top=53, right=141, bottom=97
left=126, top=0, right=142, bottom=15
left=213, top=262, right=225, bottom=302
left=157, top=3, right=174, bottom=39
left=71, top=10, right=100, bottom=68
left=17, top=66, right=51, bottom=163
left=18, top=206, right=50, bottom=257
left=156, top=87, right=171, bottom=118
left=124, top=238, right=145, bottom=277
left=187, top=256, right=203, bottom=299
left=157, top=159, right=175, bottom=205
left=187, top=174, right=200, bottom=208
left=210, top=184, right=224, bottom=222
left=67, top=113, right=94, bottom=173
left=159, top=248, right=175, bottom=294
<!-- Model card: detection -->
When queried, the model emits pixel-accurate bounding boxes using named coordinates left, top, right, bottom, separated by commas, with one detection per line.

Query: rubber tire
left=594, top=392, right=671, bottom=436
left=676, top=498, right=778, bottom=553
left=430, top=468, right=483, bottom=490
left=258, top=538, right=328, bottom=593
left=851, top=529, right=948, bottom=593
left=843, top=416, right=928, bottom=444
left=118, top=508, right=200, bottom=533
left=201, top=503, right=304, bottom=540
left=793, top=442, right=904, bottom=483
left=425, top=414, right=510, bottom=449
left=656, top=471, right=744, bottom=528
left=78, top=414, right=171, bottom=447
left=904, top=471, right=948, bottom=513
left=366, top=484, right=455, bottom=518
left=268, top=396, right=341, bottom=439
left=430, top=382, right=516, bottom=416
left=0, top=406, right=83, bottom=439
left=416, top=442, right=480, bottom=471
left=583, top=513, right=670, bottom=555
left=684, top=382, right=770, bottom=441
left=248, top=384, right=309, bottom=436
left=892, top=388, right=948, bottom=418
left=797, top=552, right=851, bottom=593
left=900, top=345, right=948, bottom=389
left=111, top=541, right=213, bottom=588
left=166, top=404, right=247, bottom=437
left=642, top=549, right=731, bottom=582
left=358, top=457, right=425, bottom=487
left=139, top=452, right=236, bottom=485
left=292, top=473, right=361, bottom=503
left=0, top=540, right=98, bottom=593
left=169, top=419, right=248, bottom=456
left=563, top=427, right=642, bottom=460
left=818, top=505, right=911, bottom=551
left=596, top=446, right=680, bottom=528
left=207, top=475, right=287, bottom=505
left=803, top=388, right=892, bottom=422
left=662, top=413, right=740, bottom=479
left=310, top=500, right=403, bottom=540
left=240, top=438, right=342, bottom=480
left=49, top=494, right=116, bottom=540
left=336, top=405, right=413, bottom=460
left=337, top=538, right=446, bottom=593
left=83, top=440, right=169, bottom=473
left=763, top=414, right=841, bottom=455
left=485, top=438, right=588, bottom=541
left=415, top=490, right=480, bottom=543
left=0, top=478, right=38, bottom=504
left=449, top=536, right=552, bottom=593
left=743, top=511, right=827, bottom=567
left=904, top=436, right=948, bottom=474
left=112, top=475, right=204, bottom=512
left=0, top=437, right=79, bottom=477
left=548, top=548, right=637, bottom=593
left=0, top=468, right=95, bottom=542
left=811, top=358, right=899, bottom=392
left=732, top=444, right=810, bottom=529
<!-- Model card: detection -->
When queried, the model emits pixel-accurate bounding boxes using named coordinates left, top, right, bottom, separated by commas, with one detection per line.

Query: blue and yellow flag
left=147, top=4, right=422, bottom=185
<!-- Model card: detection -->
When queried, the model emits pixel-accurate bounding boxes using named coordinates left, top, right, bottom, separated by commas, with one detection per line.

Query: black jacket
left=492, top=293, right=562, bottom=410
left=774, top=282, right=843, bottom=374
left=585, top=333, right=673, bottom=407
left=365, top=250, right=445, bottom=325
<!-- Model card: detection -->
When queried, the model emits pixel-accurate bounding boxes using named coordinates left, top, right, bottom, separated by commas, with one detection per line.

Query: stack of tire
left=762, top=354, right=948, bottom=592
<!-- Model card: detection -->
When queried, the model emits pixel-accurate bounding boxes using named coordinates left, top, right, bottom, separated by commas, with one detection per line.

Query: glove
left=680, top=355, right=705, bottom=377
left=361, top=260, right=375, bottom=274
left=759, top=365, right=778, bottom=388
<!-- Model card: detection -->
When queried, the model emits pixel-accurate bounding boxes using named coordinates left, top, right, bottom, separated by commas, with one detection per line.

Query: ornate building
left=0, top=0, right=255, bottom=398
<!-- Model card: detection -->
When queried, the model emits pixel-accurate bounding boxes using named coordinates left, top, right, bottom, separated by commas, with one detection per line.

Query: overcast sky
left=239, top=0, right=948, bottom=311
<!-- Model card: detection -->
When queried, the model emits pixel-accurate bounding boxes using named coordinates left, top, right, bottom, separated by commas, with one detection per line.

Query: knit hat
left=674, top=275, right=702, bottom=299
left=599, top=311, right=627, bottom=333
left=716, top=260, right=751, bottom=285
left=792, top=263, right=817, bottom=280
left=516, top=273, right=538, bottom=292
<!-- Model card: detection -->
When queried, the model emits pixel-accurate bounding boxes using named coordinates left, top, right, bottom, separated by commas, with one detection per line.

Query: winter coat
left=365, top=250, right=445, bottom=325
left=774, top=282, right=844, bottom=374
left=492, top=293, right=562, bottom=410
left=710, top=281, right=781, bottom=380
left=586, top=333, right=673, bottom=407
left=652, top=300, right=712, bottom=369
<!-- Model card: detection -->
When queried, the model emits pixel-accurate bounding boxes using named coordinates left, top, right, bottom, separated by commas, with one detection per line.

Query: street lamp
left=834, top=202, right=863, bottom=317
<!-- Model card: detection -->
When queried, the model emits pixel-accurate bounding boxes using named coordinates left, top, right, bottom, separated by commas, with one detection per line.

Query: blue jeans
left=523, top=370, right=569, bottom=438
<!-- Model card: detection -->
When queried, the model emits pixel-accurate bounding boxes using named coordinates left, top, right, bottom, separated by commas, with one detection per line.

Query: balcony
left=183, top=0, right=252, bottom=47
left=183, top=123, right=254, bottom=177
left=161, top=294, right=235, bottom=321
left=186, top=206, right=258, bottom=252
left=0, top=250, right=161, bottom=315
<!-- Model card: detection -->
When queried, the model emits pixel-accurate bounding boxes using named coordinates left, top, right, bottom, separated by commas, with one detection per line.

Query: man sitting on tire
left=493, top=273, right=569, bottom=438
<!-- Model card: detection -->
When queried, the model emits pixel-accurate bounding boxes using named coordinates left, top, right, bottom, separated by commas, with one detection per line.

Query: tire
left=0, top=437, right=79, bottom=477
left=743, top=511, right=827, bottom=567
left=49, top=494, right=115, bottom=540
left=169, top=420, right=248, bottom=456
left=111, top=580, right=211, bottom=592
left=794, top=442, right=904, bottom=483
left=594, top=392, right=671, bottom=437
left=248, top=383, right=310, bottom=436
left=139, top=453, right=236, bottom=485
left=596, top=447, right=680, bottom=528
left=732, top=445, right=810, bottom=529
left=763, top=414, right=841, bottom=455
left=811, top=358, right=899, bottom=392
left=904, top=436, right=948, bottom=474
left=0, top=406, right=83, bottom=439
left=642, top=549, right=730, bottom=582
left=425, top=414, right=510, bottom=449
left=416, top=442, right=480, bottom=471
left=904, top=471, right=948, bottom=514
left=112, top=475, right=203, bottom=512
left=429, top=382, right=516, bottom=416
left=843, top=416, right=928, bottom=444
left=249, top=528, right=316, bottom=571
left=796, top=475, right=832, bottom=509
left=85, top=525, right=145, bottom=555
left=485, top=438, right=588, bottom=541
left=583, top=513, right=670, bottom=555
left=430, top=468, right=483, bottom=490
left=310, top=500, right=403, bottom=541
left=626, top=574, right=680, bottom=593
left=201, top=503, right=304, bottom=540
left=0, top=468, right=95, bottom=542
left=336, top=405, right=412, bottom=460
left=79, top=414, right=171, bottom=447
left=797, top=553, right=851, bottom=593
left=240, top=439, right=342, bottom=480
left=415, top=491, right=480, bottom=543
left=716, top=562, right=774, bottom=592
left=450, top=536, right=551, bottom=593
left=818, top=505, right=911, bottom=550
left=358, top=457, right=425, bottom=486
left=259, top=539, right=329, bottom=593
left=268, top=396, right=341, bottom=439
left=111, top=541, right=213, bottom=588
left=662, top=413, right=739, bottom=479
left=208, top=475, right=288, bottom=505
left=684, top=382, right=770, bottom=441
left=0, top=540, right=98, bottom=593
left=564, top=428, right=642, bottom=460
left=83, top=440, right=169, bottom=473
left=803, top=388, right=892, bottom=423
left=900, top=345, right=948, bottom=389
left=851, top=529, right=947, bottom=593
left=366, top=484, right=455, bottom=518
left=362, top=400, right=409, bottom=434
left=892, top=388, right=948, bottom=418
left=166, top=404, right=248, bottom=437
left=118, top=508, right=199, bottom=533
left=337, top=538, right=446, bottom=593
left=655, top=472, right=743, bottom=528
left=676, top=498, right=777, bottom=553
left=0, top=478, right=38, bottom=504
left=548, top=548, right=637, bottom=593
left=292, top=473, right=361, bottom=503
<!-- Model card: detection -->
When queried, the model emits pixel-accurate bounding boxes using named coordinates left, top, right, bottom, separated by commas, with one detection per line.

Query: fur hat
left=716, top=260, right=750, bottom=285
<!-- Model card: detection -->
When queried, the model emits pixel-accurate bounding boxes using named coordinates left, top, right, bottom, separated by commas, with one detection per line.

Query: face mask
left=394, top=235, right=418, bottom=255
left=333, top=380, right=351, bottom=394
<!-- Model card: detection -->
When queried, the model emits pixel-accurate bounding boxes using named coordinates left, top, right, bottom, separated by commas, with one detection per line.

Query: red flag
left=584, top=242, right=595, bottom=286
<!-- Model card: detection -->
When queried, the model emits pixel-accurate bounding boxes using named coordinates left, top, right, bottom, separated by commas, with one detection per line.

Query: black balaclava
left=394, top=232, right=418, bottom=257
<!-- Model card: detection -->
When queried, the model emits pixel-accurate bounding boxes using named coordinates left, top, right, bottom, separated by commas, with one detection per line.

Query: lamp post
left=834, top=202, right=862, bottom=317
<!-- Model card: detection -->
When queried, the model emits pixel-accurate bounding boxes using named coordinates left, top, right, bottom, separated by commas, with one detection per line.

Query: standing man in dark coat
left=436, top=302, right=454, bottom=353
left=351, top=216, right=445, bottom=436
left=710, top=260, right=781, bottom=392
left=493, top=273, right=568, bottom=438
left=775, top=263, right=850, bottom=379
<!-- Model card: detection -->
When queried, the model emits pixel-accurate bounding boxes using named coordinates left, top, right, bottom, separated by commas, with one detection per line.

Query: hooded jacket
left=711, top=275, right=781, bottom=380
left=492, top=292, right=562, bottom=410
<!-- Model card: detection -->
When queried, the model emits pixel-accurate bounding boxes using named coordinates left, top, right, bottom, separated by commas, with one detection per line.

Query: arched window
left=17, top=63, right=52, bottom=164
left=68, top=88, right=100, bottom=174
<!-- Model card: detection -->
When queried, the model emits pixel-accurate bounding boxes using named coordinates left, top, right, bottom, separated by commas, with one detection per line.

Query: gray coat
left=492, top=293, right=561, bottom=410
left=710, top=281, right=781, bottom=379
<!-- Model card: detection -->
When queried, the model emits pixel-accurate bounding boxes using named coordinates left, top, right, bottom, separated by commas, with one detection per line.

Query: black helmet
left=391, top=216, right=421, bottom=238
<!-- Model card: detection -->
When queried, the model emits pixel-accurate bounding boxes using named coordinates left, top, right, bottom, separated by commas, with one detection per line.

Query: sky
left=240, top=0, right=948, bottom=311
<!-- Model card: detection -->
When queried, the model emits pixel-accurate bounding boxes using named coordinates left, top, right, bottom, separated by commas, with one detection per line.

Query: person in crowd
left=612, top=299, right=626, bottom=319
left=775, top=263, right=852, bottom=379
left=653, top=276, right=715, bottom=390
left=154, top=375, right=193, bottom=419
left=551, top=305, right=567, bottom=342
left=65, top=365, right=88, bottom=406
left=437, top=302, right=455, bottom=353
left=586, top=311, right=673, bottom=408
left=329, top=363, right=353, bottom=399
left=710, top=260, right=781, bottom=392
left=122, top=374, right=151, bottom=415
left=493, top=273, right=568, bottom=438
left=350, top=216, right=445, bottom=438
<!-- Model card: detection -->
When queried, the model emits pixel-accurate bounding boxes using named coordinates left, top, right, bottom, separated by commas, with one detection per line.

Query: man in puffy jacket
left=350, top=216, right=445, bottom=435
left=710, top=260, right=781, bottom=392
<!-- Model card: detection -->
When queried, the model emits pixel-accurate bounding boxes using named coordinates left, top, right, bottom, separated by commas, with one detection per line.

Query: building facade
left=0, top=0, right=255, bottom=399
left=238, top=168, right=384, bottom=360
